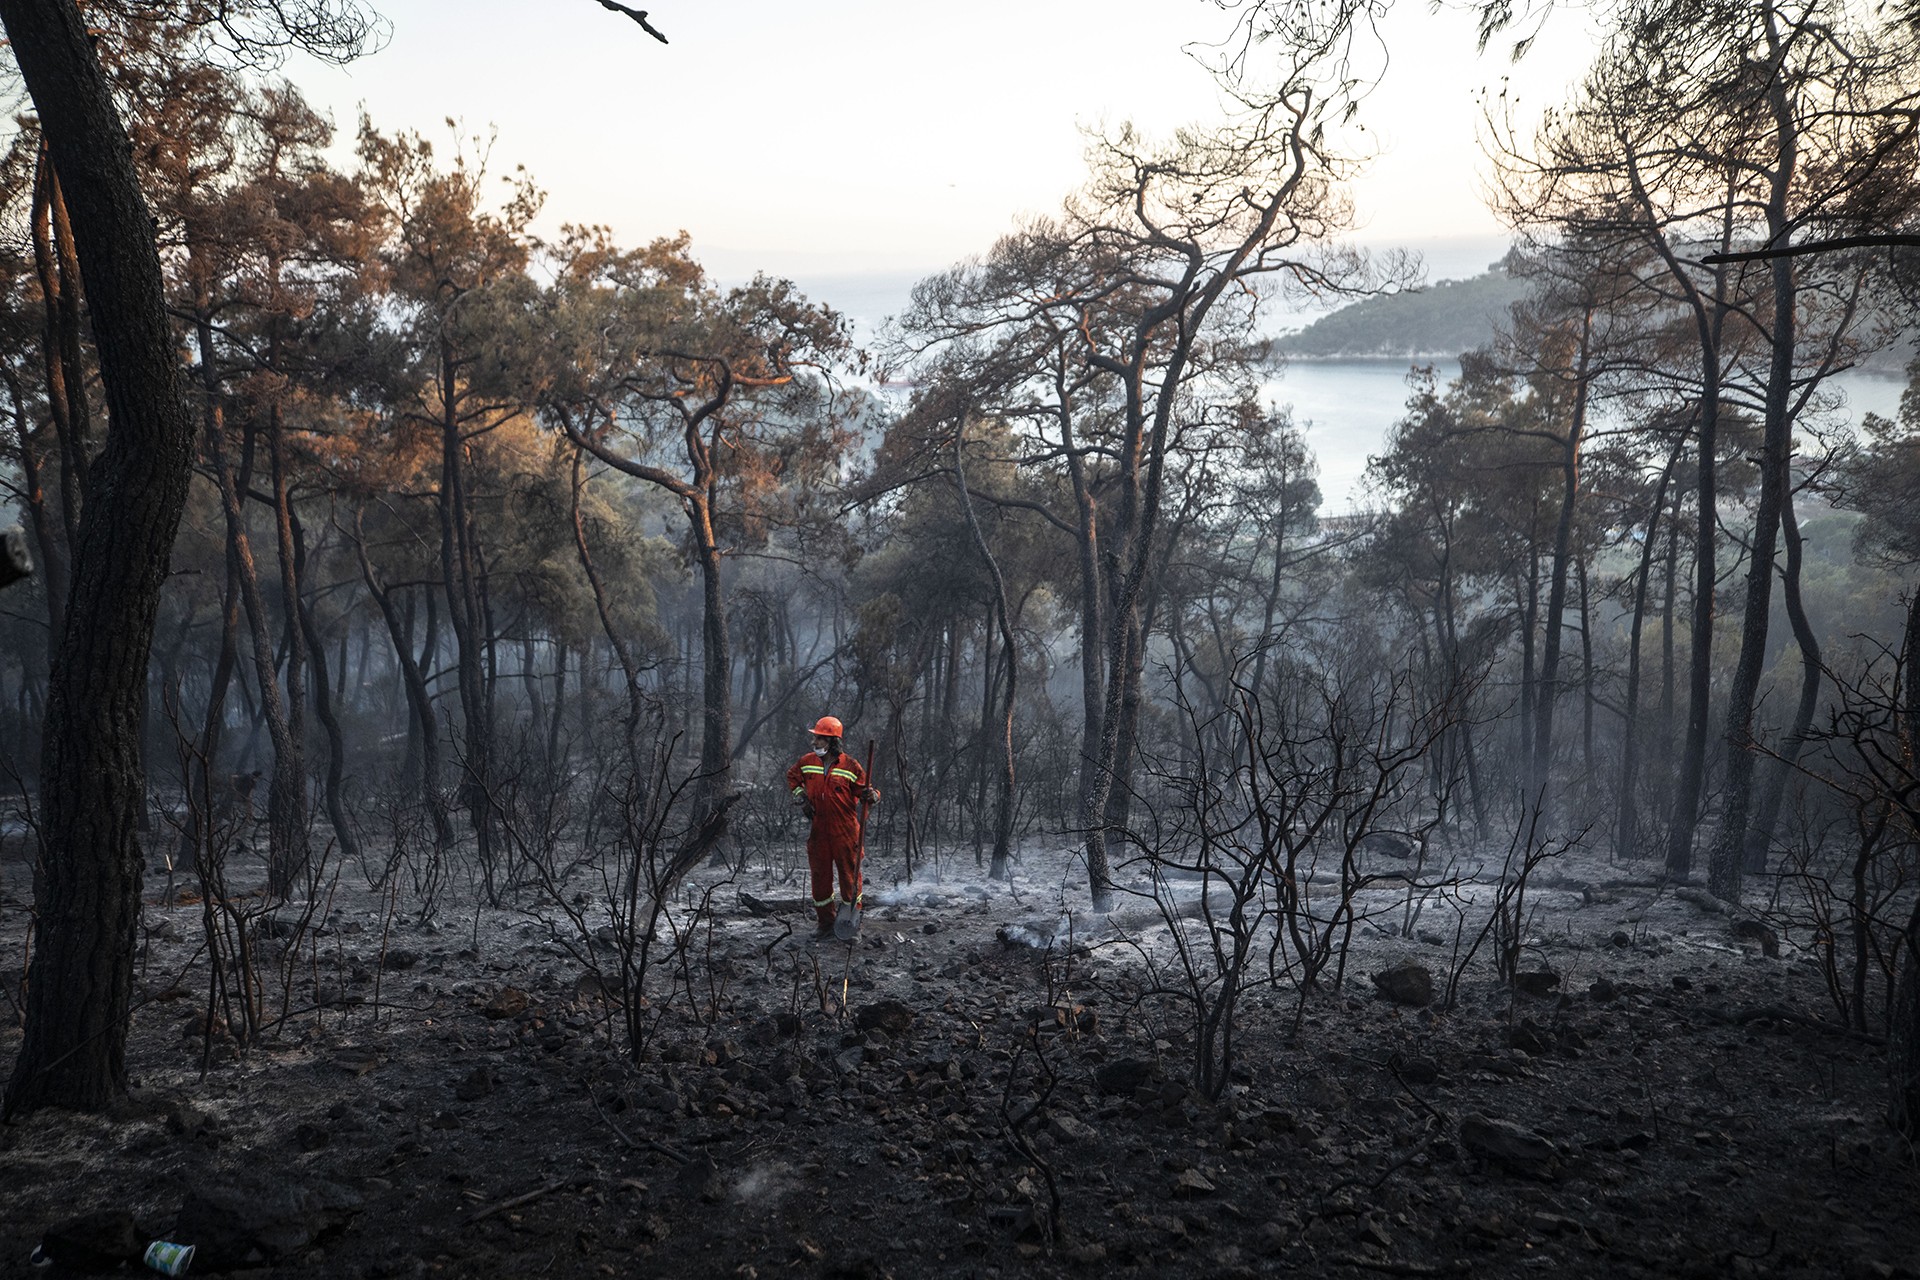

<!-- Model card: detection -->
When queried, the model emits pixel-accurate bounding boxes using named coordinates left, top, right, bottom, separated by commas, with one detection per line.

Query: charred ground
left=1, top=840, right=1917, bottom=1280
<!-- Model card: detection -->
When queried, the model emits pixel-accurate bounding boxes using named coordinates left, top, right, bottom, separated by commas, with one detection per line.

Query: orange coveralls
left=786, top=748, right=868, bottom=928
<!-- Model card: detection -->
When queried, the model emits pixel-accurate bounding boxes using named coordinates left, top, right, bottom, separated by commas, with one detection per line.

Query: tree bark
left=690, top=489, right=734, bottom=865
left=175, top=527, right=242, bottom=878
left=436, top=337, right=495, bottom=871
left=1654, top=490, right=1681, bottom=828
left=1577, top=553, right=1595, bottom=770
left=1624, top=166, right=1737, bottom=882
left=1707, top=16, right=1800, bottom=903
left=263, top=393, right=311, bottom=878
left=30, top=142, right=90, bottom=562
left=1665, top=350, right=1725, bottom=881
left=1517, top=526, right=1540, bottom=772
left=1739, top=486, right=1821, bottom=874
left=1893, top=897, right=1920, bottom=1136
left=2, top=0, right=199, bottom=1117
left=200, top=326, right=306, bottom=899
left=1529, top=318, right=1593, bottom=821
left=290, top=510, right=361, bottom=870
left=1896, top=593, right=1920, bottom=1134
left=568, top=447, right=648, bottom=761
left=971, top=619, right=994, bottom=869
left=351, top=509, right=454, bottom=849
left=1617, top=440, right=1680, bottom=860
left=1053, top=397, right=1105, bottom=824
left=555, top=396, right=735, bottom=862
left=547, top=641, right=568, bottom=768
left=1101, top=610, right=1146, bottom=876
left=952, top=424, right=1018, bottom=881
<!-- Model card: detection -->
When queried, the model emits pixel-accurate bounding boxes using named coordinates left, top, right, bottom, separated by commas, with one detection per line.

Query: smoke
left=731, top=1162, right=794, bottom=1207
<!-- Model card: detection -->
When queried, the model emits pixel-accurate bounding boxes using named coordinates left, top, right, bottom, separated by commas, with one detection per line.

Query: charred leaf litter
left=1, top=835, right=1916, bottom=1279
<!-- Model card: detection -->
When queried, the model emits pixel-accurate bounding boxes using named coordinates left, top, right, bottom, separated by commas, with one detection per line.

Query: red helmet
left=810, top=715, right=844, bottom=738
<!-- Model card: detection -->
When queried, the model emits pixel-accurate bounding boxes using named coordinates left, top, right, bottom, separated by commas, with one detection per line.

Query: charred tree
left=1, top=0, right=199, bottom=1117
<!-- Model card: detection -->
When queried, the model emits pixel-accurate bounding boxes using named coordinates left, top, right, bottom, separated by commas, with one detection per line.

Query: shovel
left=833, top=738, right=878, bottom=942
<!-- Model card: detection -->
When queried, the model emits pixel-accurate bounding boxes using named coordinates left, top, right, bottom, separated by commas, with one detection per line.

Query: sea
left=752, top=262, right=1911, bottom=520
left=1265, top=359, right=1911, bottom=515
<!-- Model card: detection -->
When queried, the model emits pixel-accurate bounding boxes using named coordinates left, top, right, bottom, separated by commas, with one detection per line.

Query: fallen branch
left=463, top=1176, right=576, bottom=1226
left=1329, top=1258, right=1471, bottom=1276
left=1674, top=886, right=1734, bottom=916
left=740, top=891, right=810, bottom=917
left=588, top=1084, right=691, bottom=1164
left=1721, top=1003, right=1887, bottom=1047
left=1386, top=1059, right=1450, bottom=1128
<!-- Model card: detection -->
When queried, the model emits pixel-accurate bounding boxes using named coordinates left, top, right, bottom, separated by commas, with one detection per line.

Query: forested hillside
left=1273, top=258, right=1528, bottom=357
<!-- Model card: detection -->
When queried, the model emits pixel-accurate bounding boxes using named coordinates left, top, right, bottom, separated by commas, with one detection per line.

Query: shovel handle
left=858, top=738, right=877, bottom=852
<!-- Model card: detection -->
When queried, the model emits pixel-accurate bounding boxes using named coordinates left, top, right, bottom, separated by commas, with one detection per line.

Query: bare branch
left=592, top=0, right=668, bottom=44
left=1703, top=233, right=1920, bottom=264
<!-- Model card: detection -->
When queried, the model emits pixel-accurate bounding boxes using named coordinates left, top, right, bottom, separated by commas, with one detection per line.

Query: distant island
left=1273, top=257, right=1916, bottom=374
left=1271, top=259, right=1526, bottom=360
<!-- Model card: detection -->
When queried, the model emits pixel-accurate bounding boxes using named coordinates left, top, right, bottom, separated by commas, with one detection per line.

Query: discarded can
left=143, top=1240, right=194, bottom=1276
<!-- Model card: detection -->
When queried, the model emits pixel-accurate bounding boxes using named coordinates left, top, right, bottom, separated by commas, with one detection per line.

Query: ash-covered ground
left=1, top=828, right=1916, bottom=1279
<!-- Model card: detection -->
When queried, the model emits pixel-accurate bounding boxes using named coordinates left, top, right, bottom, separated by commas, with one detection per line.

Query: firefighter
left=787, top=716, right=880, bottom=940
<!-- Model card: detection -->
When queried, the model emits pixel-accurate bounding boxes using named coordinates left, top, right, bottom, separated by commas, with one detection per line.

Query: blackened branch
left=1703, top=234, right=1920, bottom=265
left=593, top=0, right=669, bottom=43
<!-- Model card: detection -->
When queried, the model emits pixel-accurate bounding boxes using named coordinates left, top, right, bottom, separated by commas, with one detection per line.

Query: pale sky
left=292, top=1, right=1602, bottom=298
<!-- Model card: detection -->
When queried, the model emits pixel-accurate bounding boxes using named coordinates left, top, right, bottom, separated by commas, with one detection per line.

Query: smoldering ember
left=1, top=2, right=1918, bottom=1278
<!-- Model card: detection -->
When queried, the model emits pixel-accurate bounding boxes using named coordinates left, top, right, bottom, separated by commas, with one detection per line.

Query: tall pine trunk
left=1740, top=487, right=1821, bottom=874
left=199, top=322, right=307, bottom=899
left=290, top=510, right=360, bottom=869
left=569, top=448, right=647, bottom=763
left=1708, top=37, right=1799, bottom=903
left=3, top=0, right=199, bottom=1117
left=1529, top=328, right=1593, bottom=821
left=1617, top=441, right=1680, bottom=860
left=1891, top=593, right=1920, bottom=1135
left=262, top=393, right=310, bottom=890
left=690, top=490, right=734, bottom=866
left=437, top=339, right=495, bottom=872
left=953, top=425, right=1018, bottom=881
left=352, top=510, right=454, bottom=849
left=30, top=142, right=89, bottom=564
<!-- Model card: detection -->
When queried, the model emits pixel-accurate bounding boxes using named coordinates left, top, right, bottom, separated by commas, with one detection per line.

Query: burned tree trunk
left=200, top=327, right=307, bottom=899
left=1892, top=592, right=1920, bottom=1136
left=30, top=143, right=90, bottom=564
left=437, top=337, right=497, bottom=871
left=290, top=510, right=361, bottom=870
left=1894, top=907, right=1920, bottom=1136
left=952, top=423, right=1017, bottom=881
left=1617, top=440, right=1680, bottom=860
left=689, top=490, right=735, bottom=866
left=1741, top=488, right=1822, bottom=874
left=352, top=508, right=454, bottom=849
left=1528, top=313, right=1593, bottom=823
left=1, top=0, right=199, bottom=1117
